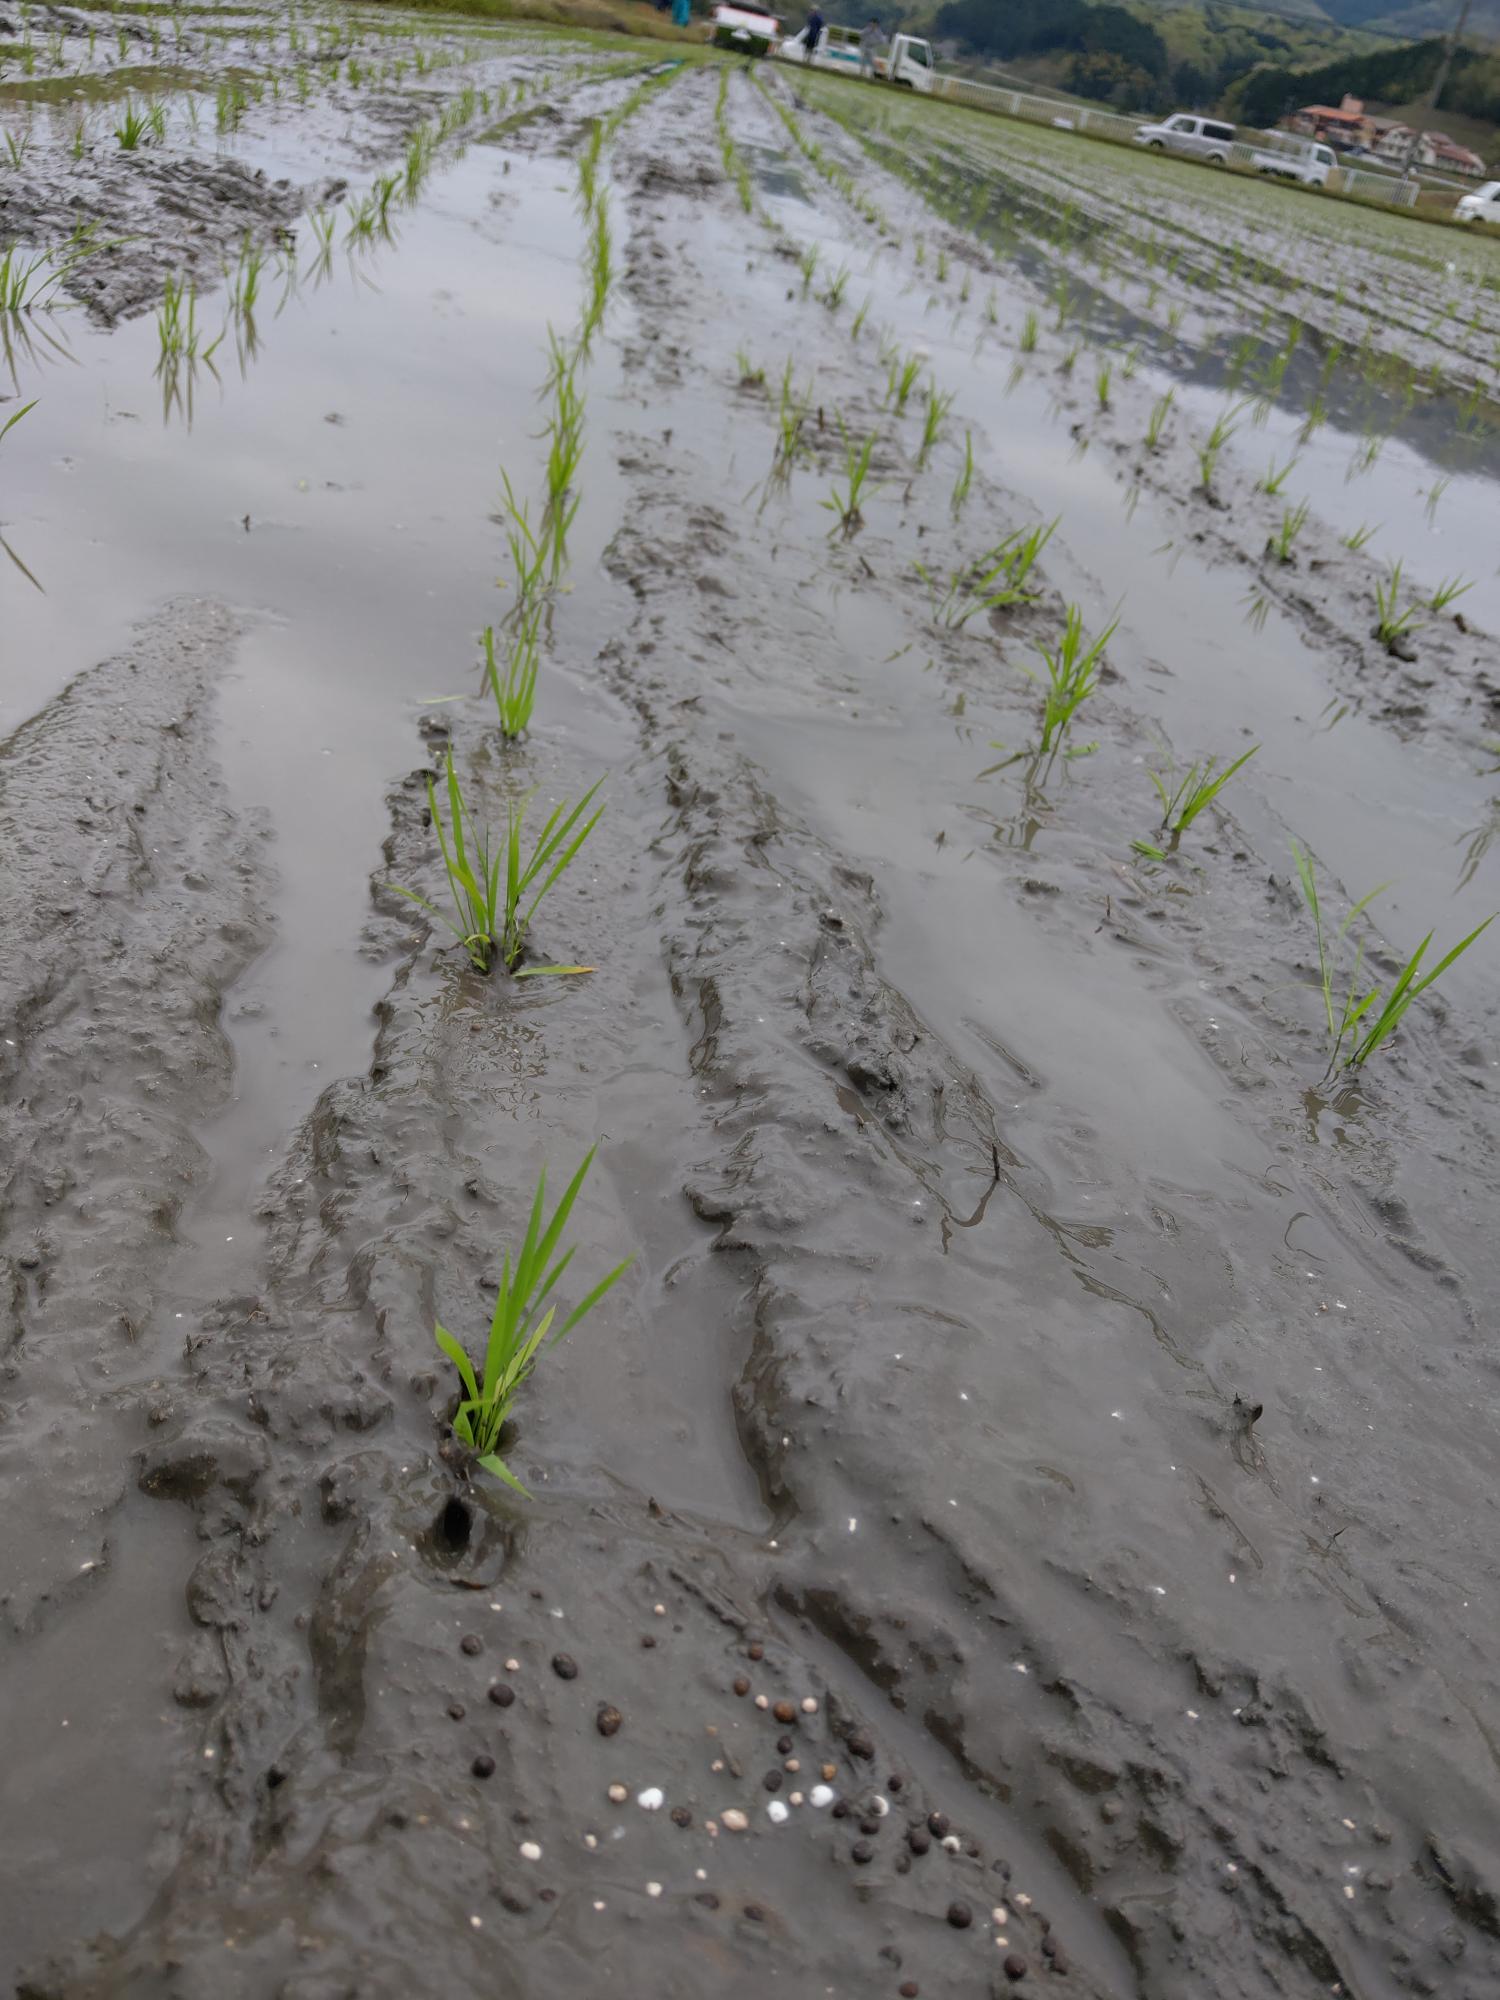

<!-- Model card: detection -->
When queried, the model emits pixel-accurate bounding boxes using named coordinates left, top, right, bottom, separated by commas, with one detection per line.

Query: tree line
left=931, top=0, right=1500, bottom=128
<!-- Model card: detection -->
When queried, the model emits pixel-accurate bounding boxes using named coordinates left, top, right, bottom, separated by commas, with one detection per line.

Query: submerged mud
left=3, top=30, right=1500, bottom=2000
left=1, top=151, right=312, bottom=323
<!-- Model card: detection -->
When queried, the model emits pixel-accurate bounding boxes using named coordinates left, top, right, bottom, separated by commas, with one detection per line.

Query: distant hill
left=1133, top=0, right=1500, bottom=37
left=1319, top=1, right=1500, bottom=34
left=927, top=0, right=1499, bottom=141
left=1223, top=30, right=1500, bottom=138
left=929, top=0, right=1396, bottom=109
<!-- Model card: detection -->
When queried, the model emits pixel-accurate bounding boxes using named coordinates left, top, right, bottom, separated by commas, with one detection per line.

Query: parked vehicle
left=876, top=33, right=935, bottom=91
left=775, top=25, right=934, bottom=92
left=776, top=20, right=862, bottom=74
left=710, top=2, right=779, bottom=55
left=1133, top=112, right=1237, bottom=167
left=1248, top=133, right=1337, bottom=187
left=1454, top=179, right=1500, bottom=225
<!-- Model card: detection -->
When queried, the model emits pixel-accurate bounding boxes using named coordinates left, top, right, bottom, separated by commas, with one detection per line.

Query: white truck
left=1248, top=131, right=1337, bottom=187
left=774, top=24, right=935, bottom=91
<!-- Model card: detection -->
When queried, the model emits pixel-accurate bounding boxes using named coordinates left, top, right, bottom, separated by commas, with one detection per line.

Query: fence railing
left=929, top=73, right=1423, bottom=209
left=1338, top=165, right=1420, bottom=207
left=932, top=73, right=1138, bottom=147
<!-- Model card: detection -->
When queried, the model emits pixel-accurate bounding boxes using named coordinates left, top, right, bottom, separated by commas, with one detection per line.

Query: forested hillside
left=929, top=0, right=1500, bottom=130
left=1225, top=33, right=1500, bottom=126
left=930, top=0, right=1385, bottom=109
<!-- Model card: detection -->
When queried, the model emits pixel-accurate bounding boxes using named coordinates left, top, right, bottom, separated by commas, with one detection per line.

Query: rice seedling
left=774, top=361, right=811, bottom=469
left=0, top=246, right=66, bottom=314
left=114, top=102, right=150, bottom=150
left=227, top=236, right=267, bottom=319
left=484, top=615, right=540, bottom=740
left=1095, top=361, right=1111, bottom=411
left=577, top=117, right=603, bottom=212
left=404, top=127, right=433, bottom=200
left=305, top=205, right=337, bottom=279
left=1373, top=562, right=1421, bottom=651
left=542, top=369, right=584, bottom=577
left=886, top=353, right=921, bottom=414
left=1291, top=843, right=1493, bottom=1075
left=1260, top=454, right=1298, bottom=497
left=1343, top=520, right=1379, bottom=553
left=823, top=421, right=876, bottom=535
left=1133, top=745, right=1258, bottom=856
left=917, top=383, right=953, bottom=466
left=850, top=295, right=871, bottom=340
left=935, top=248, right=949, bottom=283
left=1268, top=501, right=1310, bottom=566
left=0, top=398, right=37, bottom=449
left=147, top=101, right=167, bottom=144
left=1019, top=309, right=1038, bottom=354
left=345, top=193, right=385, bottom=246
left=924, top=518, right=1056, bottom=629
left=392, top=752, right=601, bottom=977
left=1429, top=575, right=1473, bottom=614
left=498, top=780, right=603, bottom=974
left=1144, top=390, right=1173, bottom=451
left=434, top=1147, right=632, bottom=1494
left=156, top=274, right=220, bottom=364
left=578, top=194, right=613, bottom=351
left=216, top=81, right=249, bottom=133
left=1027, top=605, right=1115, bottom=757
left=799, top=244, right=819, bottom=295
left=392, top=752, right=504, bottom=973
left=820, top=263, right=850, bottom=313
left=951, top=429, right=973, bottom=515
left=735, top=346, right=765, bottom=388
left=1198, top=403, right=1244, bottom=499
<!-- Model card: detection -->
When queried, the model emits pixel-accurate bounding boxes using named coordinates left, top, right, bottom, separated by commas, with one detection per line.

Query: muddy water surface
left=3, top=24, right=1500, bottom=2000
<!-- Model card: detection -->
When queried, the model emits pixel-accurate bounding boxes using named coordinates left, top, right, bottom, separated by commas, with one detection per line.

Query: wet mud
left=3, top=23, right=1500, bottom=2000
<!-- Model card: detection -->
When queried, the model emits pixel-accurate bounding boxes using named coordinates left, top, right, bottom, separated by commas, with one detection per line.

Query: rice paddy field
left=4, top=9, right=1500, bottom=1997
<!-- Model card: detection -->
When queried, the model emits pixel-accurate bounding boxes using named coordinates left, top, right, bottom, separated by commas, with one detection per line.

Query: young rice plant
left=436, top=1147, right=632, bottom=1494
left=1291, top=843, right=1494, bottom=1074
left=1132, top=745, right=1258, bottom=859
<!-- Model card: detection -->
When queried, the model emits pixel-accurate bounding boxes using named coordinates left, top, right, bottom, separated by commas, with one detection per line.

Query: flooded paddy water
left=3, top=10, right=1500, bottom=1997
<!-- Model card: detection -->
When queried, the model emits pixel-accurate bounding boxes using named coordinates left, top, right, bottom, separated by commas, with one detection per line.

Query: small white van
left=1133, top=113, right=1237, bottom=167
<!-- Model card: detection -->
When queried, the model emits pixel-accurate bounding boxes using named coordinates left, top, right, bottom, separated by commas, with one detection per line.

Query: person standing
left=804, top=5, right=824, bottom=59
left=859, top=17, right=886, bottom=76
left=672, top=0, right=691, bottom=24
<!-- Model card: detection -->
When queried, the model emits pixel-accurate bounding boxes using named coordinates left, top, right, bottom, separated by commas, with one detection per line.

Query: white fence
left=932, top=73, right=1139, bottom=147
left=929, top=74, right=1422, bottom=209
